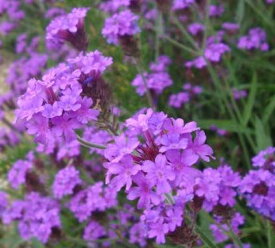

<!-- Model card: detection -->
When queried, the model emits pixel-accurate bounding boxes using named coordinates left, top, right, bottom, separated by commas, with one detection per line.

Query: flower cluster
left=68, top=182, right=117, bottom=222
left=210, top=212, right=245, bottom=243
left=16, top=50, right=112, bottom=153
left=238, top=28, right=269, bottom=51
left=7, top=152, right=34, bottom=189
left=103, top=108, right=214, bottom=243
left=132, top=55, right=173, bottom=96
left=102, top=9, right=140, bottom=45
left=239, top=147, right=275, bottom=220
left=46, top=8, right=89, bottom=50
left=52, top=166, right=82, bottom=199
left=169, top=82, right=203, bottom=108
left=2, top=192, right=61, bottom=243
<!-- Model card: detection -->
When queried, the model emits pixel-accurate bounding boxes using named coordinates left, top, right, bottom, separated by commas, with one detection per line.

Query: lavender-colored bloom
left=204, top=43, right=230, bottom=62
left=172, top=0, right=195, bottom=10
left=132, top=71, right=173, bottom=96
left=149, top=55, right=171, bottom=72
left=129, top=222, right=147, bottom=247
left=189, top=131, right=214, bottom=162
left=52, top=166, right=82, bottom=199
left=16, top=50, right=111, bottom=151
left=169, top=92, right=190, bottom=108
left=209, top=5, right=224, bottom=17
left=142, top=155, right=175, bottom=194
left=127, top=173, right=161, bottom=209
left=105, top=154, right=141, bottom=191
left=210, top=212, right=245, bottom=243
left=238, top=28, right=269, bottom=51
left=222, top=22, right=240, bottom=32
left=232, top=88, right=247, bottom=100
left=239, top=164, right=275, bottom=220
left=83, top=221, right=106, bottom=241
left=3, top=193, right=60, bottom=243
left=46, top=8, right=89, bottom=50
left=104, top=134, right=139, bottom=163
left=252, top=147, right=275, bottom=169
left=100, top=0, right=130, bottom=13
left=188, top=23, right=204, bottom=36
left=102, top=10, right=140, bottom=45
left=69, top=182, right=116, bottom=221
left=185, top=56, right=207, bottom=69
left=8, top=159, right=32, bottom=189
left=16, top=33, right=27, bottom=54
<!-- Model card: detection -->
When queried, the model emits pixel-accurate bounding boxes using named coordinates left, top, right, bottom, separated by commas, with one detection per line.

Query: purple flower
left=188, top=23, right=204, bottom=36
left=238, top=28, right=269, bottom=51
left=252, top=147, right=275, bottom=169
left=222, top=22, right=240, bottom=32
left=52, top=166, right=82, bottom=199
left=8, top=158, right=33, bottom=189
left=189, top=131, right=214, bottom=162
left=104, top=134, right=139, bottom=163
left=232, top=88, right=247, bottom=100
left=209, top=5, right=224, bottom=17
left=129, top=222, right=147, bottom=247
left=132, top=71, right=173, bottom=96
left=142, top=155, right=175, bottom=194
left=169, top=92, right=190, bottom=108
left=83, top=221, right=106, bottom=241
left=172, top=0, right=195, bottom=10
left=127, top=173, right=161, bottom=209
left=3, top=193, right=60, bottom=243
left=105, top=154, right=141, bottom=191
left=102, top=10, right=140, bottom=45
left=46, top=8, right=89, bottom=50
left=149, top=55, right=171, bottom=72
left=204, top=43, right=230, bottom=62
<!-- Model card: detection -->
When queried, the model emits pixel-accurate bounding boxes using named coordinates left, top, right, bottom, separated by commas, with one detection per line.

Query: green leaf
left=263, top=96, right=275, bottom=123
left=254, top=116, right=272, bottom=151
left=197, top=119, right=252, bottom=134
left=242, top=72, right=257, bottom=126
left=236, top=0, right=245, bottom=24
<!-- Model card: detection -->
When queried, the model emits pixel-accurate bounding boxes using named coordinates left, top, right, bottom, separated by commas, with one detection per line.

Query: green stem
left=226, top=221, right=243, bottom=248
left=76, top=135, right=106, bottom=149
left=163, top=35, right=198, bottom=55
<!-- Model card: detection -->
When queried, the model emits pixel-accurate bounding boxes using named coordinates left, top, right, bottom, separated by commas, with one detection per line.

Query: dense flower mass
left=132, top=55, right=173, bottom=96
left=0, top=0, right=274, bottom=247
left=239, top=147, right=275, bottom=220
left=16, top=50, right=112, bottom=152
left=238, top=28, right=269, bottom=51
left=103, top=108, right=214, bottom=243
left=46, top=8, right=89, bottom=50
left=102, top=10, right=140, bottom=45
left=2, top=192, right=61, bottom=243
left=52, top=166, right=82, bottom=199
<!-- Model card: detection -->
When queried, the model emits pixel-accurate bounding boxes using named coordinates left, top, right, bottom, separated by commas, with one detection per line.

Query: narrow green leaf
left=242, top=72, right=257, bottom=126
left=196, top=226, right=218, bottom=248
left=263, top=96, right=275, bottom=123
left=197, top=119, right=252, bottom=134
left=255, top=116, right=272, bottom=151
left=236, top=0, right=245, bottom=24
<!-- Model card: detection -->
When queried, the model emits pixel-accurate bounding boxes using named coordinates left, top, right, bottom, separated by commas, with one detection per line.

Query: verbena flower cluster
left=0, top=0, right=274, bottom=247
left=16, top=50, right=112, bottom=153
